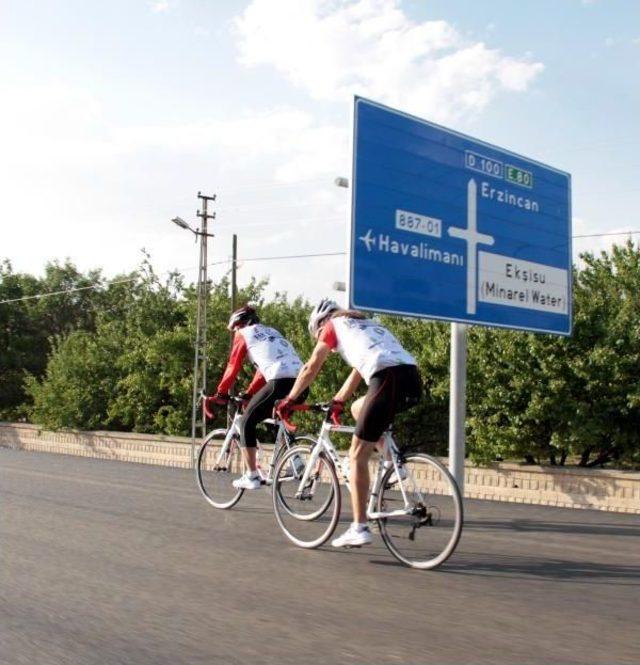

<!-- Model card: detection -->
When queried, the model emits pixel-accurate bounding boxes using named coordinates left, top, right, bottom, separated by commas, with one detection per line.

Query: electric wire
left=2, top=230, right=637, bottom=306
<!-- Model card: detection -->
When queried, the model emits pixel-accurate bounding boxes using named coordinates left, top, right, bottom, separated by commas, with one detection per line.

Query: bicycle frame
left=294, top=417, right=424, bottom=520
left=210, top=410, right=294, bottom=485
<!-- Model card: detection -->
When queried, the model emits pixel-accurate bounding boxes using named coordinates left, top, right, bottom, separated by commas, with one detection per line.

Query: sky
left=1, top=0, right=639, bottom=303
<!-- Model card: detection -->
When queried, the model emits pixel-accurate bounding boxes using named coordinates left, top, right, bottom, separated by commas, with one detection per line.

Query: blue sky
left=1, top=0, right=638, bottom=301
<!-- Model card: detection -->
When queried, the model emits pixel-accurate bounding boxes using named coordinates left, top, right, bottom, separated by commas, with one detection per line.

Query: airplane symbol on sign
left=359, top=229, right=376, bottom=252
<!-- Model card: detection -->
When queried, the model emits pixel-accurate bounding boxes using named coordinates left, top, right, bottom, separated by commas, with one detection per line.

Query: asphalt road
left=1, top=449, right=638, bottom=665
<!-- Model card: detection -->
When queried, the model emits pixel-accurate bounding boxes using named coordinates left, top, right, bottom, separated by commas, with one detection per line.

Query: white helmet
left=308, top=298, right=339, bottom=337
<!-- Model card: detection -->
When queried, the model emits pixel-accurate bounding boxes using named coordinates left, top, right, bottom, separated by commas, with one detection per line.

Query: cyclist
left=276, top=299, right=422, bottom=548
left=209, top=305, right=306, bottom=490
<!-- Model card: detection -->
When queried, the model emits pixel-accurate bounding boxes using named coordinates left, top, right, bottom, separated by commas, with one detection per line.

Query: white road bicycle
left=196, top=395, right=324, bottom=512
left=272, top=404, right=463, bottom=570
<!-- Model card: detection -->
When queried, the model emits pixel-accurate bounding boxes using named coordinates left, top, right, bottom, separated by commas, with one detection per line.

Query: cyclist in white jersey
left=276, top=299, right=422, bottom=547
left=210, top=305, right=305, bottom=489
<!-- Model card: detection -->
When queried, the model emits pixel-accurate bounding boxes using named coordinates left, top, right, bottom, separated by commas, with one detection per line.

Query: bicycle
left=195, top=395, right=323, bottom=512
left=271, top=404, right=463, bottom=570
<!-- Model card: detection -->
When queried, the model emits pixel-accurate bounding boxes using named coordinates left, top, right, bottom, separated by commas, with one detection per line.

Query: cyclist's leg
left=349, top=435, right=377, bottom=523
left=334, top=365, right=422, bottom=546
left=333, top=371, right=394, bottom=546
left=239, top=378, right=304, bottom=470
left=351, top=396, right=386, bottom=459
left=240, top=381, right=278, bottom=472
left=351, top=370, right=395, bottom=518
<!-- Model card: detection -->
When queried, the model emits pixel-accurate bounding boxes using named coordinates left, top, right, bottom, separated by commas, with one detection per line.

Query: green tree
left=466, top=241, right=640, bottom=467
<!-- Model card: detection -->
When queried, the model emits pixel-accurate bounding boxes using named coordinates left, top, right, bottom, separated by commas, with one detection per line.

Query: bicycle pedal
left=260, top=479, right=267, bottom=485
left=344, top=544, right=363, bottom=549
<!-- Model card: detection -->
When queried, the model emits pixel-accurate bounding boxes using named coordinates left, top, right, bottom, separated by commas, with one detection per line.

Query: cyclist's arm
left=244, top=370, right=266, bottom=396
left=333, top=368, right=362, bottom=402
left=287, top=341, right=331, bottom=401
left=216, top=332, right=248, bottom=394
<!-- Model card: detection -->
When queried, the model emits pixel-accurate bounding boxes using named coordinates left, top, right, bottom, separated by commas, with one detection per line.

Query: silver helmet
left=308, top=298, right=339, bottom=337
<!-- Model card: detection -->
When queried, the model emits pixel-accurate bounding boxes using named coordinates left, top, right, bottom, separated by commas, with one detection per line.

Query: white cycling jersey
left=239, top=324, right=302, bottom=381
left=331, top=317, right=416, bottom=384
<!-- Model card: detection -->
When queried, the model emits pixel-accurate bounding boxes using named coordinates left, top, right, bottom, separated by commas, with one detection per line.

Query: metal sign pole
left=448, top=322, right=467, bottom=495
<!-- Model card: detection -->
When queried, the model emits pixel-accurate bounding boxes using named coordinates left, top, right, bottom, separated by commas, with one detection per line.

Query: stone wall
left=1, top=422, right=638, bottom=514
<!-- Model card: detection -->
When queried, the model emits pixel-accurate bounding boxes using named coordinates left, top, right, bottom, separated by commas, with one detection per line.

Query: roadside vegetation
left=1, top=242, right=638, bottom=468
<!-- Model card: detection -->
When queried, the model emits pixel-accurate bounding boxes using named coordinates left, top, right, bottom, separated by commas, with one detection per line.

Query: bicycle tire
left=272, top=444, right=341, bottom=549
left=376, top=452, right=463, bottom=570
left=196, top=429, right=245, bottom=509
left=274, top=436, right=334, bottom=521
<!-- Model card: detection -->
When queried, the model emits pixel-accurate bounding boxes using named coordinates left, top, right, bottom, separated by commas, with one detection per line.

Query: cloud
left=0, top=81, right=344, bottom=180
left=148, top=1, right=172, bottom=13
left=112, top=107, right=347, bottom=180
left=234, top=0, right=543, bottom=123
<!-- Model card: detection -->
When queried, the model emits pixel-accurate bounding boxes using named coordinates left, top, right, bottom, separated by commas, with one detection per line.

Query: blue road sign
left=349, top=97, right=572, bottom=335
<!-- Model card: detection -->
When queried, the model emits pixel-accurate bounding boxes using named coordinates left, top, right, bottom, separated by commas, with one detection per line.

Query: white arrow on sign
left=448, top=178, right=495, bottom=315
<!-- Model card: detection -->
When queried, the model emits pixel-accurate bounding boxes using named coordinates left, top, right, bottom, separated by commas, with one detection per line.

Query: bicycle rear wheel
left=196, top=429, right=245, bottom=509
left=272, top=445, right=341, bottom=549
left=376, top=453, right=463, bottom=569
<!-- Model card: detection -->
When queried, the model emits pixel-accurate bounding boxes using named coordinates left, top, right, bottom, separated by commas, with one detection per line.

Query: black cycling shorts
left=240, top=378, right=307, bottom=448
left=354, top=364, right=422, bottom=443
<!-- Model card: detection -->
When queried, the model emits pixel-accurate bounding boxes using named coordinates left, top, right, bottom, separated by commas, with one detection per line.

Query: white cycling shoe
left=232, top=472, right=262, bottom=490
left=331, top=524, right=372, bottom=548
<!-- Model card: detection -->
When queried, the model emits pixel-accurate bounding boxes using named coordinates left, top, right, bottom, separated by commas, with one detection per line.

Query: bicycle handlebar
left=203, top=394, right=247, bottom=421
left=279, top=402, right=332, bottom=432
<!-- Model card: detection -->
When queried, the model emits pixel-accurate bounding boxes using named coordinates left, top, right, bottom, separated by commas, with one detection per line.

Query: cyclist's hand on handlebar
left=211, top=392, right=230, bottom=405
left=203, top=392, right=229, bottom=420
left=274, top=397, right=294, bottom=420
left=328, top=399, right=344, bottom=426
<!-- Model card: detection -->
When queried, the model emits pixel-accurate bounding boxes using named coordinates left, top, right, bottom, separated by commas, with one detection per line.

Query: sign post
left=348, top=97, right=572, bottom=493
left=448, top=323, right=467, bottom=490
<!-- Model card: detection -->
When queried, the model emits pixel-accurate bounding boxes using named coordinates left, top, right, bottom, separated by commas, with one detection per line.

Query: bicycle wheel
left=273, top=436, right=334, bottom=520
left=376, top=453, right=463, bottom=570
left=272, top=444, right=341, bottom=549
left=196, top=429, right=245, bottom=509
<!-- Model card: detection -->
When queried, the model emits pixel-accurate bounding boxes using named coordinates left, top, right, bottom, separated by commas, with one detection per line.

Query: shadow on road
left=465, top=518, right=640, bottom=539
left=432, top=552, right=640, bottom=586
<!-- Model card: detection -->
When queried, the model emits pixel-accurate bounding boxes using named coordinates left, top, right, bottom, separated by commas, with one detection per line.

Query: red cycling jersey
left=216, top=332, right=266, bottom=395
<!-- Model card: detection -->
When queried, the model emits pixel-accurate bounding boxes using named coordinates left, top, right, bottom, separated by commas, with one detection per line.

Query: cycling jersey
left=318, top=317, right=416, bottom=384
left=217, top=324, right=302, bottom=395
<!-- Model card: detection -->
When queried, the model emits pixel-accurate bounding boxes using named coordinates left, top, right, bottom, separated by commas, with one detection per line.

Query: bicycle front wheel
left=196, top=429, right=245, bottom=509
left=377, top=453, right=463, bottom=570
left=272, top=445, right=341, bottom=549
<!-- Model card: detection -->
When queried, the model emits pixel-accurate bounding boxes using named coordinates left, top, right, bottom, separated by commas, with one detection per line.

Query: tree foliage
left=2, top=242, right=639, bottom=467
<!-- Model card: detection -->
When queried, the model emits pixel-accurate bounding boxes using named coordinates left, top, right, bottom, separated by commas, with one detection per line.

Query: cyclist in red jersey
left=276, top=299, right=422, bottom=547
left=210, top=305, right=306, bottom=489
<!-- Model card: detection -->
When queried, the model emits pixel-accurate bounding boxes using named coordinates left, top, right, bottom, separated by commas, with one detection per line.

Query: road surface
left=1, top=449, right=638, bottom=664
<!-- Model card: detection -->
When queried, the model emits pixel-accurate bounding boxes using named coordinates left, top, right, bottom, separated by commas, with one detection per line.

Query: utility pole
left=191, top=192, right=216, bottom=465
left=231, top=234, right=238, bottom=313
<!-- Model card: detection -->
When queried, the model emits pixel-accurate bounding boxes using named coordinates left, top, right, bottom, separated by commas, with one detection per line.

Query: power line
left=573, top=230, right=640, bottom=239
left=0, top=254, right=342, bottom=306
left=0, top=260, right=231, bottom=306
left=2, top=230, right=638, bottom=306
left=0, top=277, right=140, bottom=305
left=241, top=250, right=345, bottom=263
